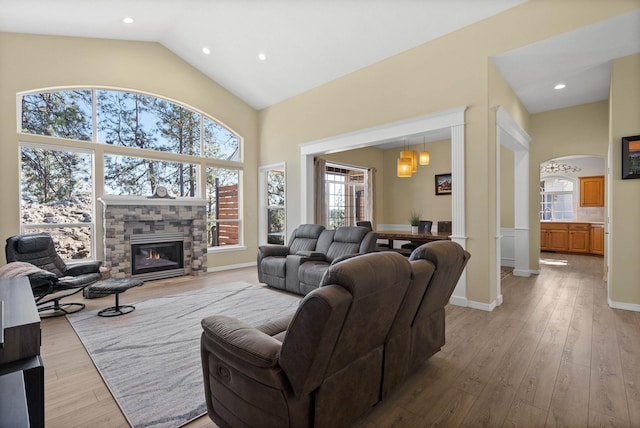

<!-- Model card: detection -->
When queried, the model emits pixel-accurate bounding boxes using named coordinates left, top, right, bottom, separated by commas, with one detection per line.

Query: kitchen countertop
left=541, top=221, right=604, bottom=225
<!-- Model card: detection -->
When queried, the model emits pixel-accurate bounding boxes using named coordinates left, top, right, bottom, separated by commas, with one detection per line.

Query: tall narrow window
left=20, top=145, right=94, bottom=260
left=266, top=167, right=286, bottom=244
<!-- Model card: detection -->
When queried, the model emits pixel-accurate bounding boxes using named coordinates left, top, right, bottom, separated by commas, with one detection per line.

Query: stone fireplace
left=100, top=197, right=207, bottom=280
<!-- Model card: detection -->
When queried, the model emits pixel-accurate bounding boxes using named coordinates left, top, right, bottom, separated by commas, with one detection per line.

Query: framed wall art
left=435, top=173, right=452, bottom=195
left=622, top=135, right=640, bottom=179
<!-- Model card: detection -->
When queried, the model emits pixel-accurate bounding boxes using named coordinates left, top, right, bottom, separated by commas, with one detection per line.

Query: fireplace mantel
left=99, top=196, right=207, bottom=207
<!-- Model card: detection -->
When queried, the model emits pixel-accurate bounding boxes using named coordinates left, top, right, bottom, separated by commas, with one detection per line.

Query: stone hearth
left=100, top=197, right=207, bottom=279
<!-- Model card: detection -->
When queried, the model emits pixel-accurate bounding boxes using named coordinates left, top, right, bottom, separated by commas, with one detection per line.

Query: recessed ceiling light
left=202, top=47, right=211, bottom=55
left=257, top=52, right=268, bottom=61
left=554, top=83, right=567, bottom=90
left=122, top=17, right=134, bottom=24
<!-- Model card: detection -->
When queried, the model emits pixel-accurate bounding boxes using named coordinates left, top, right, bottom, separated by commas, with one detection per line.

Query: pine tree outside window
left=19, top=88, right=243, bottom=257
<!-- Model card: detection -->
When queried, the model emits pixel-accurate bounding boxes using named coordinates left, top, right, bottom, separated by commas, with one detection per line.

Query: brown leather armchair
left=201, top=251, right=411, bottom=428
left=383, top=240, right=470, bottom=397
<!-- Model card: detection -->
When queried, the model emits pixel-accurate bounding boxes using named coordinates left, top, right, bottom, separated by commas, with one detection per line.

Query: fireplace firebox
left=130, top=233, right=185, bottom=281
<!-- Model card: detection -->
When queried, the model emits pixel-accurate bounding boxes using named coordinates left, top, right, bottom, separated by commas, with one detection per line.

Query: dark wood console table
left=0, top=277, right=44, bottom=428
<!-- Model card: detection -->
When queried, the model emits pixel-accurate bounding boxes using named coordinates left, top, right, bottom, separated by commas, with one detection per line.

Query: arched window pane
left=97, top=90, right=201, bottom=155
left=204, top=117, right=240, bottom=161
left=21, top=90, right=92, bottom=140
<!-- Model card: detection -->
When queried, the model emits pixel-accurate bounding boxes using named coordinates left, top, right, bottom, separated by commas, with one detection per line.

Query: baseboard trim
left=608, top=299, right=640, bottom=313
left=468, top=299, right=497, bottom=312
left=513, top=269, right=532, bottom=277
left=208, top=261, right=256, bottom=272
left=449, top=296, right=497, bottom=312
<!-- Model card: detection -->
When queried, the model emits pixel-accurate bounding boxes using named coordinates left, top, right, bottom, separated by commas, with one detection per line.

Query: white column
left=449, top=123, right=468, bottom=305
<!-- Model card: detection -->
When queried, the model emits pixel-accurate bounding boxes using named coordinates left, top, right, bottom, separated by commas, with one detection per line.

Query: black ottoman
left=85, top=278, right=143, bottom=317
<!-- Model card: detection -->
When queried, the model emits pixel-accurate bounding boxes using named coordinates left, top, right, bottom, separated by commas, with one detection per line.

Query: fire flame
left=147, top=249, right=161, bottom=260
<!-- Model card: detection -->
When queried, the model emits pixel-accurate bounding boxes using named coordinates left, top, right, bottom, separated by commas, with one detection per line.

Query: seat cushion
left=298, top=261, right=330, bottom=291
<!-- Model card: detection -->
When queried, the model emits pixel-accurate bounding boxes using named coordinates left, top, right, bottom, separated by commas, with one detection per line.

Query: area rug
left=67, top=281, right=301, bottom=428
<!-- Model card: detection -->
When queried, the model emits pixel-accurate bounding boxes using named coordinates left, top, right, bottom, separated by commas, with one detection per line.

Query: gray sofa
left=257, top=225, right=378, bottom=295
left=201, top=241, right=470, bottom=428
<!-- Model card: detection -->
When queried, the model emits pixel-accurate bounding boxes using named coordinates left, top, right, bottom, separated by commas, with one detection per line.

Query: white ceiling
left=0, top=1, right=638, bottom=126
left=0, top=0, right=527, bottom=111
left=492, top=9, right=640, bottom=114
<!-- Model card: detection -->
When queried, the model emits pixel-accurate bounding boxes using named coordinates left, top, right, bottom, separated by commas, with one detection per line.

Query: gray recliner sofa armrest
left=295, top=250, right=327, bottom=261
left=202, top=315, right=282, bottom=368
left=258, top=245, right=291, bottom=258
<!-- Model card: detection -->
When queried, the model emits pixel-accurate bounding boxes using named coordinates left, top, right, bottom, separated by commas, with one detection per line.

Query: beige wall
left=529, top=101, right=609, bottom=270
left=609, top=53, right=640, bottom=307
left=0, top=33, right=259, bottom=269
left=259, top=1, right=635, bottom=305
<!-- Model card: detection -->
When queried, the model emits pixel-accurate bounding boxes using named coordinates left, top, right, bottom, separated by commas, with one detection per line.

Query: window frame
left=19, top=141, right=97, bottom=261
left=539, top=176, right=577, bottom=221
left=258, top=163, right=286, bottom=246
left=17, top=87, right=244, bottom=256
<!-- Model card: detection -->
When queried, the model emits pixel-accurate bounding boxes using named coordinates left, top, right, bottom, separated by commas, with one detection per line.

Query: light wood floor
left=40, top=253, right=640, bottom=427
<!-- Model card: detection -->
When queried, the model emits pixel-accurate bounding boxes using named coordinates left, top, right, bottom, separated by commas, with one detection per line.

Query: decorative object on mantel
left=148, top=186, right=175, bottom=199
left=409, top=210, right=421, bottom=234
left=622, top=135, right=640, bottom=179
left=540, top=160, right=582, bottom=174
left=435, top=173, right=452, bottom=195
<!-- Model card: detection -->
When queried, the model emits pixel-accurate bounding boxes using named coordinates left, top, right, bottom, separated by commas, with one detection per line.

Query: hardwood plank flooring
left=39, top=252, right=639, bottom=427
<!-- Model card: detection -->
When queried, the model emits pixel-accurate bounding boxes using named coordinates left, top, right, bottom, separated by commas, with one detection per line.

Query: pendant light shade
left=400, top=149, right=418, bottom=173
left=397, top=156, right=412, bottom=177
left=419, top=150, right=430, bottom=165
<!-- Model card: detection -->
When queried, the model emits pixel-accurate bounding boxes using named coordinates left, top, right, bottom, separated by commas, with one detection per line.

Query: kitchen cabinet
left=569, top=223, right=590, bottom=253
left=580, top=176, right=604, bottom=207
left=590, top=224, right=605, bottom=255
left=541, top=222, right=569, bottom=251
left=541, top=222, right=602, bottom=255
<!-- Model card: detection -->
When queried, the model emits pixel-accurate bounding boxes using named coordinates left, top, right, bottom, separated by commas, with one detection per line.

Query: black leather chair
left=5, top=232, right=102, bottom=317
left=401, top=220, right=433, bottom=252
left=356, top=220, right=389, bottom=251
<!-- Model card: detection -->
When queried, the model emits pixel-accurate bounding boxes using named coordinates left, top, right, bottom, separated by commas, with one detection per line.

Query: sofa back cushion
left=288, top=224, right=325, bottom=253
left=324, top=226, right=369, bottom=263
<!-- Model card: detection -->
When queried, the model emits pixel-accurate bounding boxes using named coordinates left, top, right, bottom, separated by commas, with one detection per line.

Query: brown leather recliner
left=383, top=240, right=471, bottom=397
left=201, top=251, right=411, bottom=428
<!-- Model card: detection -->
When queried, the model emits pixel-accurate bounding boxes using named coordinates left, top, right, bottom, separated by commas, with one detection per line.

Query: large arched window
left=19, top=88, right=243, bottom=259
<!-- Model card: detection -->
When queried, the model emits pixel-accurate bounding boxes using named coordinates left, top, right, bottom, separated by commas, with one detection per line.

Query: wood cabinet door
left=569, top=230, right=590, bottom=253
left=590, top=225, right=604, bottom=255
left=540, top=230, right=549, bottom=250
left=580, top=176, right=604, bottom=207
left=548, top=229, right=569, bottom=251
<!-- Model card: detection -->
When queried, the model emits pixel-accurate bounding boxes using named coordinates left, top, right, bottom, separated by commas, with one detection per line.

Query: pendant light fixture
left=419, top=137, right=430, bottom=165
left=397, top=139, right=413, bottom=177
left=400, top=138, right=417, bottom=174
left=397, top=156, right=412, bottom=177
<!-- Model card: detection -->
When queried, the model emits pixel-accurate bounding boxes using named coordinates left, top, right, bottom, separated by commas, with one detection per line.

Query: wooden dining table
left=375, top=230, right=451, bottom=249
